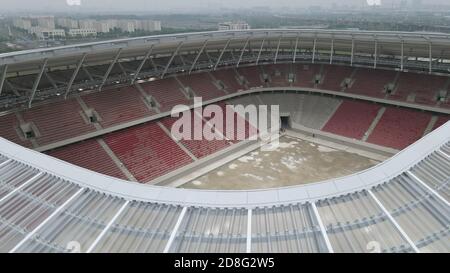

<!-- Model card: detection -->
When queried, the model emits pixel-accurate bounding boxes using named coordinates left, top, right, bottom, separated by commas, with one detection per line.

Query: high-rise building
left=56, top=18, right=79, bottom=29
left=37, top=16, right=55, bottom=29
left=12, top=18, right=32, bottom=30
left=136, top=20, right=162, bottom=32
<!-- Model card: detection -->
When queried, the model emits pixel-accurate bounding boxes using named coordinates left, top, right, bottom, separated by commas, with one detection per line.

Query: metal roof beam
left=374, top=39, right=378, bottom=69
left=99, top=48, right=122, bottom=91
left=311, top=202, right=334, bottom=253
left=0, top=64, right=8, bottom=96
left=86, top=200, right=130, bottom=253
left=350, top=36, right=355, bottom=66
left=330, top=38, right=334, bottom=64
left=163, top=206, right=187, bottom=253
left=400, top=39, right=405, bottom=71
left=131, top=45, right=153, bottom=84
left=367, top=189, right=420, bottom=253
left=429, top=42, right=433, bottom=74
left=246, top=208, right=252, bottom=253
left=189, top=40, right=208, bottom=74
left=9, top=187, right=85, bottom=253
left=161, top=41, right=183, bottom=79
left=82, top=65, right=94, bottom=81
left=255, top=38, right=265, bottom=65
left=293, top=34, right=300, bottom=63
left=312, top=36, right=317, bottom=64
left=28, top=58, right=48, bottom=108
left=406, top=171, right=449, bottom=207
left=214, top=38, right=231, bottom=71
left=237, top=37, right=250, bottom=68
left=274, top=36, right=282, bottom=64
left=64, top=53, right=86, bottom=99
left=45, top=72, right=58, bottom=90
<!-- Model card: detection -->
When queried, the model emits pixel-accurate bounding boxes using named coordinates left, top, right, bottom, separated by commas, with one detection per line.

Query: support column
left=132, top=45, right=154, bottom=84
left=329, top=38, right=334, bottom=65
left=237, top=38, right=250, bottom=68
left=274, top=36, right=282, bottom=64
left=162, top=41, right=183, bottom=79
left=255, top=38, right=265, bottom=65
left=312, top=37, right=317, bottom=64
left=400, top=39, right=404, bottom=71
left=374, top=39, right=378, bottom=69
left=99, top=48, right=122, bottom=91
left=29, top=58, right=48, bottom=108
left=293, top=34, right=300, bottom=63
left=189, top=40, right=208, bottom=74
left=0, top=64, right=8, bottom=96
left=350, top=36, right=355, bottom=66
left=214, top=39, right=231, bottom=71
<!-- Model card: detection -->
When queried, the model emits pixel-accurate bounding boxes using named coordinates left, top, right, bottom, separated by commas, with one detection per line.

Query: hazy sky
left=0, top=0, right=448, bottom=13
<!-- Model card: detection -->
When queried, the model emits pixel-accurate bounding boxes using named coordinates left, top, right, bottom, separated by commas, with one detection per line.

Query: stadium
left=0, top=29, right=449, bottom=253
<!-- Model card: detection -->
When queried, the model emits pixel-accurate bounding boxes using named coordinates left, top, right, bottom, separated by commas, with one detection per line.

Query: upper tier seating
left=292, top=64, right=321, bottom=88
left=319, top=65, right=354, bottom=91
left=47, top=139, right=127, bottom=180
left=322, top=100, right=381, bottom=140
left=178, top=73, right=225, bottom=101
left=367, top=107, right=432, bottom=150
left=237, top=66, right=264, bottom=88
left=139, top=77, right=191, bottom=112
left=347, top=68, right=396, bottom=98
left=103, top=122, right=193, bottom=182
left=263, top=64, right=290, bottom=87
left=82, top=87, right=154, bottom=128
left=22, top=99, right=95, bottom=146
left=391, top=73, right=447, bottom=105
left=0, top=113, right=32, bottom=148
left=210, top=69, right=244, bottom=93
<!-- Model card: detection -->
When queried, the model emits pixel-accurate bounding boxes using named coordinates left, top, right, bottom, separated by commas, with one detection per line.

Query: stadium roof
left=0, top=120, right=448, bottom=252
left=1, top=29, right=450, bottom=110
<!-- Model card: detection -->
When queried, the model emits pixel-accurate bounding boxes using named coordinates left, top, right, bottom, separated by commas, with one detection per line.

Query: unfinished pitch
left=181, top=135, right=379, bottom=190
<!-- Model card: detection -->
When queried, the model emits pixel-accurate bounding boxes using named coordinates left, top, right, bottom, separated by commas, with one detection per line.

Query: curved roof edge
left=1, top=29, right=450, bottom=65
left=0, top=121, right=448, bottom=208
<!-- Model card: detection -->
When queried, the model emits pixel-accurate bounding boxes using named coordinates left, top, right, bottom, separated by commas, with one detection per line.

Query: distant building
left=78, top=19, right=96, bottom=29
left=218, top=21, right=250, bottom=31
left=136, top=20, right=162, bottom=32
left=37, top=16, right=55, bottom=30
left=12, top=18, right=32, bottom=31
left=118, top=20, right=136, bottom=33
left=56, top=18, right=78, bottom=29
left=94, top=21, right=110, bottom=33
left=30, top=27, right=65, bottom=40
left=68, top=28, right=97, bottom=37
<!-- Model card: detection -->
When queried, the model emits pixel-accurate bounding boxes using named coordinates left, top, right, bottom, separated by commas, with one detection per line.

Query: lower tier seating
left=322, top=100, right=381, bottom=140
left=103, top=122, right=193, bottom=182
left=367, top=107, right=432, bottom=150
left=46, top=139, right=128, bottom=180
